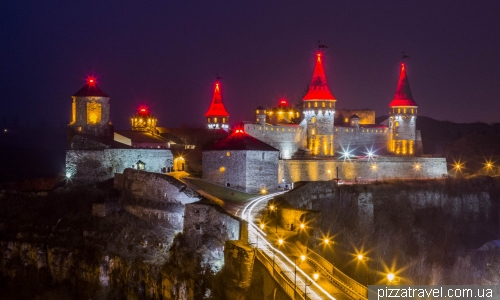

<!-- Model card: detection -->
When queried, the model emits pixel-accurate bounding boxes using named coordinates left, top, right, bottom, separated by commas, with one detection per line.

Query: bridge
left=176, top=174, right=368, bottom=300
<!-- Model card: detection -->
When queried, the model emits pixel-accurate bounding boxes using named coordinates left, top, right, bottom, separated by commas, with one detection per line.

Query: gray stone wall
left=202, top=150, right=247, bottom=191
left=66, top=148, right=173, bottom=185
left=202, top=150, right=279, bottom=193
left=68, top=96, right=113, bottom=140
left=245, top=150, right=279, bottom=193
left=389, top=114, right=417, bottom=141
left=304, top=108, right=335, bottom=156
left=244, top=122, right=306, bottom=159
left=183, top=202, right=242, bottom=240
left=279, top=157, right=448, bottom=182
left=334, top=126, right=389, bottom=151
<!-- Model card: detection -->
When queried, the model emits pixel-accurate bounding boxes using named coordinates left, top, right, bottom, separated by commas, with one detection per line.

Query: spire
left=205, top=80, right=229, bottom=117
left=389, top=63, right=418, bottom=107
left=303, top=52, right=336, bottom=101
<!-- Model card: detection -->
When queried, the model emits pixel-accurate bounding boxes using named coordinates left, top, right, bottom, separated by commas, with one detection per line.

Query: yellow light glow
left=86, top=101, right=102, bottom=125
left=313, top=273, right=319, bottom=281
left=300, top=223, right=305, bottom=229
left=323, top=239, right=329, bottom=244
left=300, top=255, right=306, bottom=262
left=219, top=166, right=225, bottom=172
left=260, top=223, right=265, bottom=230
left=269, top=205, right=275, bottom=211
left=387, top=273, right=395, bottom=282
left=260, top=188, right=267, bottom=194
left=357, top=254, right=363, bottom=260
left=278, top=239, right=284, bottom=245
left=371, top=164, right=378, bottom=170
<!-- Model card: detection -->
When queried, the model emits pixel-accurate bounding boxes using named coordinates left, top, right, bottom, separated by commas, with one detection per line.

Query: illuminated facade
left=245, top=52, right=422, bottom=160
left=205, top=79, right=230, bottom=131
left=67, top=78, right=113, bottom=146
left=388, top=63, right=419, bottom=156
left=131, top=107, right=157, bottom=133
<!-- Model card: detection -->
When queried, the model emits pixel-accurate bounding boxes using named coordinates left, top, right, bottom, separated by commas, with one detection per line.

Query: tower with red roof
left=302, top=51, right=336, bottom=156
left=205, top=79, right=230, bottom=131
left=67, top=78, right=113, bottom=147
left=388, top=63, right=419, bottom=155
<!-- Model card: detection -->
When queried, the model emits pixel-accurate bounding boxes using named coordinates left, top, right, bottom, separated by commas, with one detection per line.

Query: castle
left=202, top=50, right=447, bottom=192
left=65, top=49, right=448, bottom=191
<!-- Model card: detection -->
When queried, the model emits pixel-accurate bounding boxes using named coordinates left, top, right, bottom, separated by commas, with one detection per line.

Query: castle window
left=311, top=117, right=315, bottom=123
left=288, top=128, right=290, bottom=132
left=271, top=127, right=274, bottom=131
left=314, top=102, right=318, bottom=107
left=322, top=102, right=325, bottom=108
left=266, top=127, right=268, bottom=130
left=226, top=151, right=231, bottom=157
left=220, top=167, right=225, bottom=172
left=395, top=121, right=399, bottom=127
left=222, top=118, right=226, bottom=123
left=411, top=108, right=414, bottom=114
left=398, top=109, right=400, bottom=114
left=195, top=224, right=201, bottom=230
left=78, top=126, right=82, bottom=131
left=71, top=101, right=76, bottom=124
left=344, top=118, right=348, bottom=123
left=262, top=152, right=265, bottom=159
left=329, top=103, right=332, bottom=108
left=259, top=127, right=262, bottom=130
left=214, top=117, right=218, bottom=123
left=404, top=108, right=407, bottom=114
left=282, top=128, right=284, bottom=132
left=346, top=129, right=348, bottom=132
left=312, top=129, right=316, bottom=135
left=308, top=102, right=311, bottom=108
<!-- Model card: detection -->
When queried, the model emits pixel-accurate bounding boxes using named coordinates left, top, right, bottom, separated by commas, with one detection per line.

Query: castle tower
left=131, top=106, right=157, bottom=133
left=302, top=52, right=336, bottom=156
left=255, top=106, right=267, bottom=125
left=388, top=63, right=418, bottom=155
left=67, top=78, right=113, bottom=145
left=205, top=79, right=230, bottom=131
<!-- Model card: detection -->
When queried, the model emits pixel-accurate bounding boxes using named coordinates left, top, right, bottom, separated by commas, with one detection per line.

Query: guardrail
left=255, top=248, right=318, bottom=300
left=300, top=244, right=368, bottom=300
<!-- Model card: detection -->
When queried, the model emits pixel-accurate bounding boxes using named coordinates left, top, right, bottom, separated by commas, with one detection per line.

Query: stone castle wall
left=66, top=148, right=173, bottom=185
left=245, top=150, right=279, bottom=193
left=334, top=126, right=389, bottom=151
left=279, top=157, right=448, bottom=182
left=244, top=122, right=306, bottom=159
left=202, top=150, right=279, bottom=193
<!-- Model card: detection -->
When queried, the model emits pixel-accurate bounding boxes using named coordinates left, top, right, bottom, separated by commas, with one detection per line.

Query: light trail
left=240, top=192, right=336, bottom=300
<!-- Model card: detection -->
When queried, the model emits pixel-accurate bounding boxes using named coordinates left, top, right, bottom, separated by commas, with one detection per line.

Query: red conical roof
left=303, top=52, right=336, bottom=101
left=389, top=63, right=418, bottom=107
left=205, top=81, right=229, bottom=117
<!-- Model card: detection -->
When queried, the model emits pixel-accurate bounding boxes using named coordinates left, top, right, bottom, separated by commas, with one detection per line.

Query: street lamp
left=304, top=272, right=319, bottom=299
left=327, top=169, right=332, bottom=180
left=294, top=254, right=306, bottom=289
left=269, top=205, right=278, bottom=233
left=387, top=273, right=395, bottom=283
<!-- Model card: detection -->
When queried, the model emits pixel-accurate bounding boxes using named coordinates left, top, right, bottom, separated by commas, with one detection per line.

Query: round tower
left=255, top=106, right=266, bottom=125
left=302, top=52, right=336, bottom=156
left=67, top=77, right=113, bottom=146
left=388, top=63, right=418, bottom=155
left=205, top=79, right=230, bottom=131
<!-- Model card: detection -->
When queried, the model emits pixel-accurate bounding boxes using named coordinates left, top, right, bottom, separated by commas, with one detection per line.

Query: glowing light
left=323, top=238, right=329, bottom=244
left=313, top=273, right=319, bottom=281
left=300, top=223, right=305, bottom=229
left=278, top=238, right=284, bottom=245
left=300, top=255, right=306, bottom=262
left=259, top=223, right=265, bottom=230
left=387, top=273, right=395, bottom=282
left=260, top=188, right=267, bottom=194
left=269, top=205, right=275, bottom=211
left=371, top=164, right=378, bottom=170
left=357, top=254, right=363, bottom=260
left=414, top=163, right=421, bottom=170
left=66, top=172, right=71, bottom=179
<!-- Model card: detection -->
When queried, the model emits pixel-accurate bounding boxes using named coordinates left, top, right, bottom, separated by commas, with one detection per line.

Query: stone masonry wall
left=335, top=109, right=376, bottom=125
left=202, top=150, right=247, bottom=191
left=66, top=148, right=173, bottom=185
left=245, top=150, right=279, bottom=193
left=244, top=122, right=306, bottom=159
left=279, top=157, right=448, bottom=182
left=334, top=126, right=388, bottom=151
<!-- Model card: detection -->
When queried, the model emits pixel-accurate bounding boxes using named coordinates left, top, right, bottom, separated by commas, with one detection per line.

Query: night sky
left=2, top=1, right=499, bottom=131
